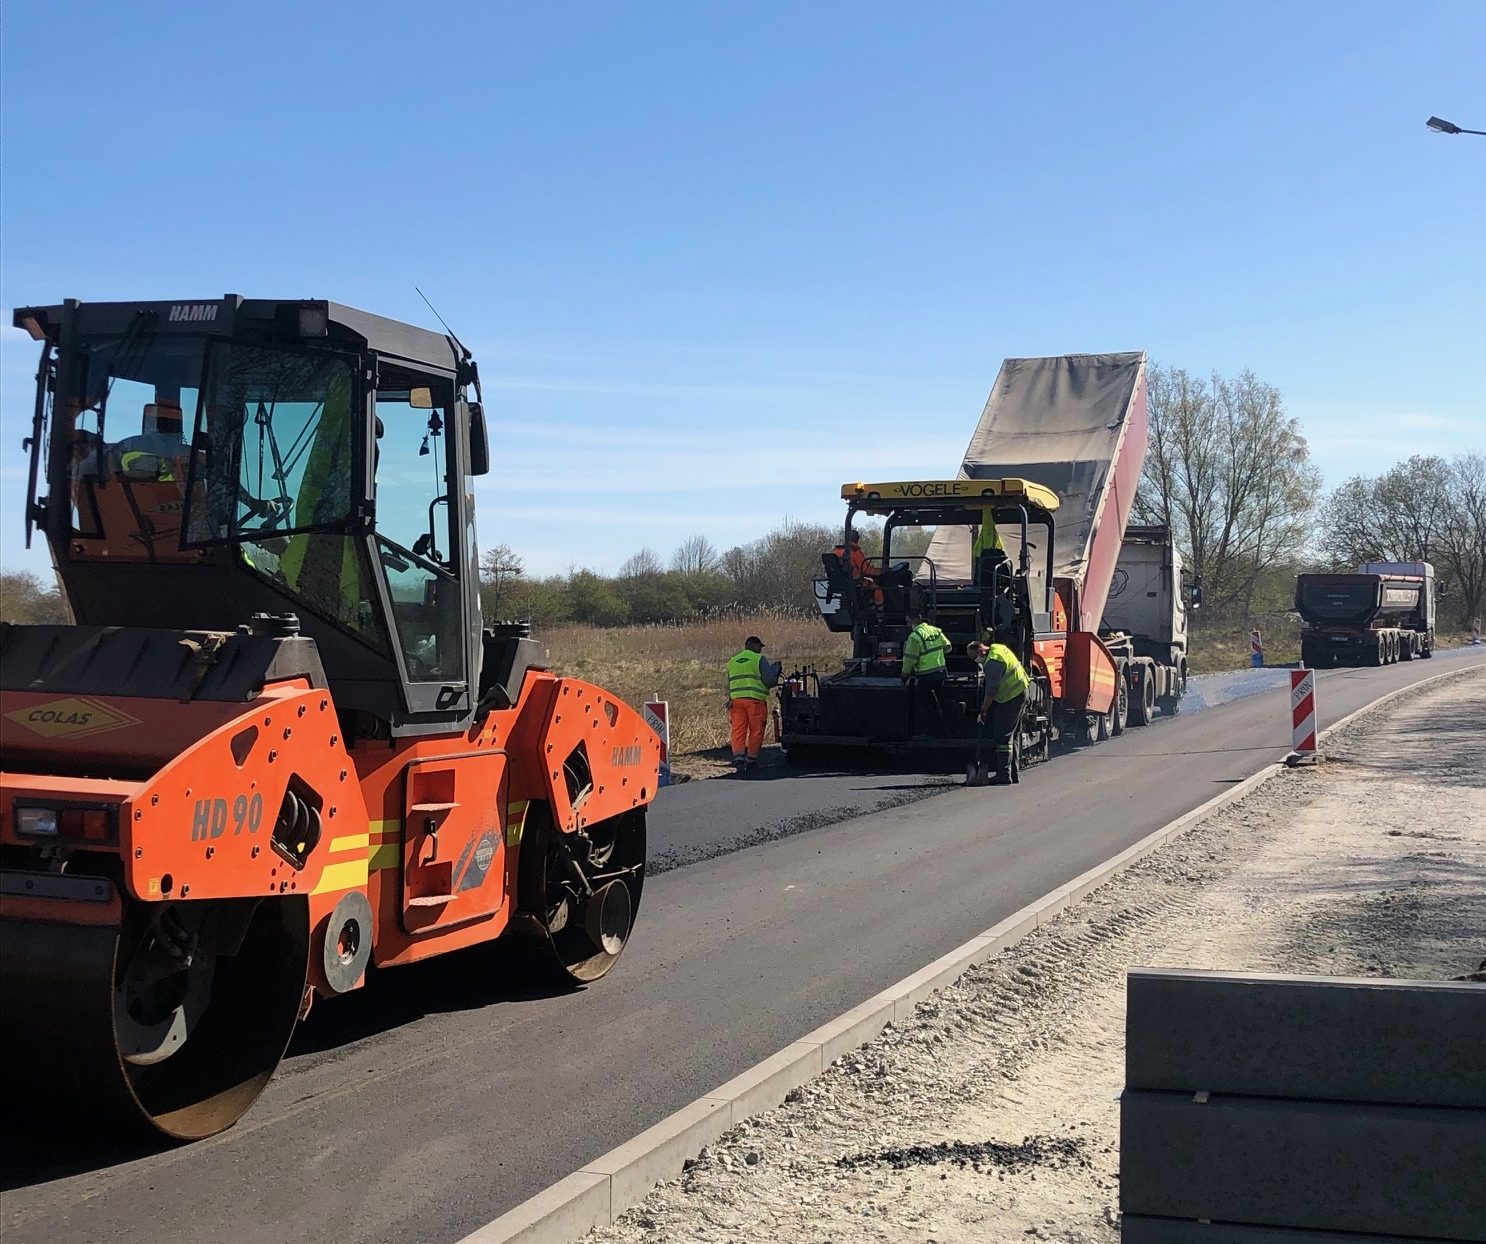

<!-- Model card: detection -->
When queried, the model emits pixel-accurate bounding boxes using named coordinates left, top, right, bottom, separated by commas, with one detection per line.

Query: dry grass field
left=539, top=612, right=849, bottom=776
left=1186, top=613, right=1301, bottom=674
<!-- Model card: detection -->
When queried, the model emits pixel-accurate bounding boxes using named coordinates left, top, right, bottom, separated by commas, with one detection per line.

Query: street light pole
left=1426, top=116, right=1486, bottom=136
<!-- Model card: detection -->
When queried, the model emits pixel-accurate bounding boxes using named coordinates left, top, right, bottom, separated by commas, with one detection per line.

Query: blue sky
left=2, top=1, right=1483, bottom=578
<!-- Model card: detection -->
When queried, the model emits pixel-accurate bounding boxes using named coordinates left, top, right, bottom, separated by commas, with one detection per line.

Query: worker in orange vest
left=832, top=532, right=882, bottom=605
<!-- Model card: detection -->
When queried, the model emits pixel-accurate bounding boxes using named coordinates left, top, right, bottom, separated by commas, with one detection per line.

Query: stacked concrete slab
left=1120, top=968, right=1486, bottom=1241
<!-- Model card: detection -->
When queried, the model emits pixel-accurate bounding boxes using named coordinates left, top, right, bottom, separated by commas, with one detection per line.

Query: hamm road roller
left=1, top=296, right=657, bottom=1139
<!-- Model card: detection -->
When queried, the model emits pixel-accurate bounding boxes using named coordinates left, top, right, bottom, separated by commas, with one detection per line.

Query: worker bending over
left=901, top=610, right=951, bottom=735
left=969, top=637, right=1031, bottom=784
left=725, top=635, right=780, bottom=771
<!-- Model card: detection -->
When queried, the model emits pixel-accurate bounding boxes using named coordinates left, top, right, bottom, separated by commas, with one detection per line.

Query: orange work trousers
left=729, top=697, right=768, bottom=759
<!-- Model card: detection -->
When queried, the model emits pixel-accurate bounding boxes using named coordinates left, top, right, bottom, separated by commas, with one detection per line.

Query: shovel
left=965, top=718, right=991, bottom=787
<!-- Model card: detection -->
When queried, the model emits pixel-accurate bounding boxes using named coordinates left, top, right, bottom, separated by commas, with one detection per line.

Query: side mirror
left=466, top=400, right=490, bottom=476
left=1189, top=581, right=1203, bottom=611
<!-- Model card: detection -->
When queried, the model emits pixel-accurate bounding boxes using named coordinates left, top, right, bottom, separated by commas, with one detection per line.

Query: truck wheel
left=1374, top=637, right=1386, bottom=666
left=1081, top=712, right=1102, bottom=745
left=1400, top=633, right=1415, bottom=660
left=1111, top=671, right=1129, bottom=736
left=1130, top=664, right=1155, bottom=727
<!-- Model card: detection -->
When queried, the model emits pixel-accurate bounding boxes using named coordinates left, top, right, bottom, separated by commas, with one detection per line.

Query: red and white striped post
left=1473, top=617, right=1482, bottom=646
left=1287, top=668, right=1318, bottom=765
left=643, top=697, right=672, bottom=787
left=1250, top=628, right=1264, bottom=668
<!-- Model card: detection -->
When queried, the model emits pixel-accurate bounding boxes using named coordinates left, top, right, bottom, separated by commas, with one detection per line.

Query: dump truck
left=782, top=352, right=1193, bottom=760
left=1295, top=561, right=1436, bottom=666
left=1, top=296, right=658, bottom=1140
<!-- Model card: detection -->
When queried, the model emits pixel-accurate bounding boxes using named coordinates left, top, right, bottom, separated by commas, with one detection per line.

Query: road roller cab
left=1, top=297, right=659, bottom=1139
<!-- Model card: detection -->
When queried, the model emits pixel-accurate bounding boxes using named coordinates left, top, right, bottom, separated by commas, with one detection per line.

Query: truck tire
left=1374, top=636, right=1387, bottom=666
left=1401, top=632, right=1415, bottom=660
left=1130, top=663, right=1155, bottom=727
left=1111, top=669, right=1130, bottom=736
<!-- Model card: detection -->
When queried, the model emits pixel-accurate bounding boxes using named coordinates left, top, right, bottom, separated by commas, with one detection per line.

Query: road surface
left=4, top=649, right=1481, bottom=1244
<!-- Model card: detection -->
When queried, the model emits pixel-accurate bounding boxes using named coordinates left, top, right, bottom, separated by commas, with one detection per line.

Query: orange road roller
left=1, top=296, right=658, bottom=1139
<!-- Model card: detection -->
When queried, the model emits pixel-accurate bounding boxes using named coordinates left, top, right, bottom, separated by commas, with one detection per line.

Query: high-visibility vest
left=974, top=515, right=1006, bottom=560
left=903, top=622, right=950, bottom=676
left=727, top=649, right=769, bottom=701
left=119, top=450, right=177, bottom=481
left=982, top=642, right=1030, bottom=702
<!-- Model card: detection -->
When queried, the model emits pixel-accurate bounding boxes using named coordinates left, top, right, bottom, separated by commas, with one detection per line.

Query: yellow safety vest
left=982, top=642, right=1030, bottom=702
left=973, top=515, right=1006, bottom=559
left=119, top=451, right=177, bottom=481
left=903, top=622, right=950, bottom=676
left=727, top=650, right=769, bottom=701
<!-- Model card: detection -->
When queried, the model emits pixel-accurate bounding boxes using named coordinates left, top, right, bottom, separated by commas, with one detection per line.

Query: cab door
left=370, top=363, right=471, bottom=718
left=400, top=751, right=509, bottom=935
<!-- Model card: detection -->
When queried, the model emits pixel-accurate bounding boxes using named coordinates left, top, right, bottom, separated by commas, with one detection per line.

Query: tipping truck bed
left=924, top=352, right=1148, bottom=631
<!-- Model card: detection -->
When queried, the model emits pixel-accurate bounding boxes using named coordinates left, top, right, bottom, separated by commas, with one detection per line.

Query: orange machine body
left=0, top=667, right=659, bottom=1001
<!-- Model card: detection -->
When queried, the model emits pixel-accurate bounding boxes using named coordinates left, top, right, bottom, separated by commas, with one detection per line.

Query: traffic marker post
left=1285, top=668, right=1319, bottom=766
left=643, top=697, right=672, bottom=787
left=1250, top=629, right=1264, bottom=667
left=1472, top=617, right=1481, bottom=645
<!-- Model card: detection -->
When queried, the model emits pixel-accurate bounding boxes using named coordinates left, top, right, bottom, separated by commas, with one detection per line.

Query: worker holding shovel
left=968, top=638, right=1030, bottom=785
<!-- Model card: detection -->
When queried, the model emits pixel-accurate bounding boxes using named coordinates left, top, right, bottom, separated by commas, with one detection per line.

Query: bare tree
left=1441, top=453, right=1486, bottom=625
left=1134, top=365, right=1319, bottom=616
left=0, top=571, right=70, bottom=624
left=1318, top=453, right=1486, bottom=625
left=669, top=534, right=720, bottom=575
left=618, top=547, right=664, bottom=579
left=723, top=518, right=838, bottom=613
left=478, top=543, right=524, bottom=618
left=1318, top=456, right=1455, bottom=568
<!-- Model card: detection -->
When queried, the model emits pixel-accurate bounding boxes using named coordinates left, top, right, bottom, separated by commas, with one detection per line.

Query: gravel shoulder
left=586, top=666, right=1486, bottom=1244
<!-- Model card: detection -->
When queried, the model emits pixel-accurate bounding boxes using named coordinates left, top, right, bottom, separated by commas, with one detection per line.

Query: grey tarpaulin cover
left=923, top=352, right=1147, bottom=599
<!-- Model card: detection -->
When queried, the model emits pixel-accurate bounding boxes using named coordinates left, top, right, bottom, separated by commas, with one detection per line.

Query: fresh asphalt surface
left=5, top=648, right=1483, bottom=1244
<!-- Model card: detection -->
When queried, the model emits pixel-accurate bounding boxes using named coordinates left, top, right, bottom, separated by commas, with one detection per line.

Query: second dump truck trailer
left=1295, top=562, right=1436, bottom=666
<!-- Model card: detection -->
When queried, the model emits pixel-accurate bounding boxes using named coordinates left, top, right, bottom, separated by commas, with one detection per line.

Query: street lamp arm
left=1426, top=115, right=1486, bottom=136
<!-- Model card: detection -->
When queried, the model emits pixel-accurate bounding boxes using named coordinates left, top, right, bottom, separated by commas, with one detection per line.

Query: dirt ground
left=585, top=667, right=1486, bottom=1244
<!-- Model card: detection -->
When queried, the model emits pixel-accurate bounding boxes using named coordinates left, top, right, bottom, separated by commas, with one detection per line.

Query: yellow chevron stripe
left=328, top=833, right=370, bottom=854
left=368, top=819, right=401, bottom=841
left=370, top=843, right=401, bottom=872
left=312, top=858, right=370, bottom=895
left=505, top=806, right=528, bottom=848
